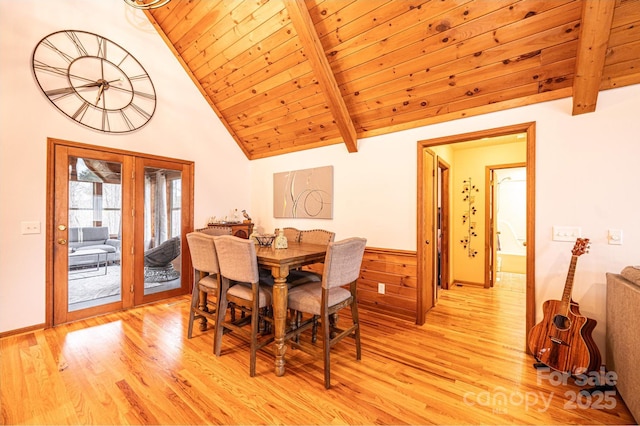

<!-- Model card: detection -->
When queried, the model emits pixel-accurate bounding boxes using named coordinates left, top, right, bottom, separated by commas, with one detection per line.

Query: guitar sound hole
left=553, top=314, right=571, bottom=330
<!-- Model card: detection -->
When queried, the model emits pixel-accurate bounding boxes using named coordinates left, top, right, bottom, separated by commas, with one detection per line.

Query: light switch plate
left=608, top=229, right=623, bottom=245
left=552, top=226, right=581, bottom=242
left=21, top=221, right=41, bottom=234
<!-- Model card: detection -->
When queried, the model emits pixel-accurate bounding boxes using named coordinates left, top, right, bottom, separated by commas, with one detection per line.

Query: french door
left=49, top=139, right=193, bottom=325
left=134, top=157, right=192, bottom=306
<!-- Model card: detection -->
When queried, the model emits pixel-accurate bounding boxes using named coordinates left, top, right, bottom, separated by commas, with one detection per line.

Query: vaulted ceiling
left=144, top=0, right=640, bottom=159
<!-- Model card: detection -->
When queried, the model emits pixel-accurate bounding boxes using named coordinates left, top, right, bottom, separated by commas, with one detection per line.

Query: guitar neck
left=561, top=255, right=579, bottom=306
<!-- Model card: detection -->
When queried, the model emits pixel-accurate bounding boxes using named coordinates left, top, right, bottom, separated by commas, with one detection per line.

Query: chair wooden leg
left=250, top=292, right=260, bottom=377
left=351, top=301, right=361, bottom=360
left=198, top=289, right=209, bottom=332
left=322, top=313, right=332, bottom=389
left=214, top=288, right=229, bottom=357
left=250, top=314, right=258, bottom=377
left=312, top=315, right=319, bottom=343
left=188, top=282, right=200, bottom=339
left=292, top=310, right=302, bottom=343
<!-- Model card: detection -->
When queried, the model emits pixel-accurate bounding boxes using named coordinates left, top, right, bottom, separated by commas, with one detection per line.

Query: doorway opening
left=416, top=122, right=535, bottom=349
left=488, top=165, right=527, bottom=292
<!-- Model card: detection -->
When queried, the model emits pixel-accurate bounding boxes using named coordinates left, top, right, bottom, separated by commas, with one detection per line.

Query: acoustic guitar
left=528, top=238, right=601, bottom=375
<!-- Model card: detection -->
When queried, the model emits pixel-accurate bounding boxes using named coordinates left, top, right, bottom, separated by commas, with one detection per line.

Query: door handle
left=425, top=240, right=430, bottom=244
left=58, top=238, right=67, bottom=245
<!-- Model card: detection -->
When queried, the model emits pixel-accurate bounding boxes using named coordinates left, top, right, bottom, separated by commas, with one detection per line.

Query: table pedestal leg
left=272, top=265, right=289, bottom=376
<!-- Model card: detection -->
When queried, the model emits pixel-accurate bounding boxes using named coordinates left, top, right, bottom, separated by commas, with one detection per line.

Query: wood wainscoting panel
left=301, top=246, right=418, bottom=321
left=358, top=247, right=417, bottom=322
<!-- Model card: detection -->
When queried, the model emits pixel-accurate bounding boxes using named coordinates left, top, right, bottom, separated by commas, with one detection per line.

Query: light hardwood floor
left=1, top=274, right=635, bottom=425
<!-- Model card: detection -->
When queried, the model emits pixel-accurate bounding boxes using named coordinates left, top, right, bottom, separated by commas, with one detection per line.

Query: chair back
left=213, top=235, right=260, bottom=283
left=186, top=232, right=219, bottom=274
left=196, top=226, right=233, bottom=236
left=282, top=227, right=301, bottom=243
left=144, top=236, right=181, bottom=267
left=299, top=229, right=335, bottom=245
left=322, top=237, right=367, bottom=289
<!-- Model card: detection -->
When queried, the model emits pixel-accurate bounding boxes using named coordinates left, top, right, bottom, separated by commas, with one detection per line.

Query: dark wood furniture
left=207, top=222, right=254, bottom=239
left=255, top=241, right=328, bottom=376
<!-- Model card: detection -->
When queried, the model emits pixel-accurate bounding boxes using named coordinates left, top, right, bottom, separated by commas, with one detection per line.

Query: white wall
left=250, top=85, right=640, bottom=355
left=0, top=0, right=250, bottom=332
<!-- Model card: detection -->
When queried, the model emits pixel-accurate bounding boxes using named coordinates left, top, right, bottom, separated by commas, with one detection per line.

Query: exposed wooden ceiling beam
left=284, top=0, right=358, bottom=153
left=572, top=0, right=615, bottom=115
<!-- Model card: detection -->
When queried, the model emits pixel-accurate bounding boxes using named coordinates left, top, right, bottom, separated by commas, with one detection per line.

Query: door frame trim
left=416, top=148, right=437, bottom=324
left=46, top=137, right=194, bottom=328
left=438, top=157, right=451, bottom=292
left=416, top=122, right=536, bottom=344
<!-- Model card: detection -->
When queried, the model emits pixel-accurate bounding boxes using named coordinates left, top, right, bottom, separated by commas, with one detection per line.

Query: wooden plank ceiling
left=145, top=0, right=640, bottom=159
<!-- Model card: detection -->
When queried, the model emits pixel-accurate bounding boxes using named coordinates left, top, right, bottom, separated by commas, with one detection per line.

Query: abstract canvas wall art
left=273, top=166, right=333, bottom=219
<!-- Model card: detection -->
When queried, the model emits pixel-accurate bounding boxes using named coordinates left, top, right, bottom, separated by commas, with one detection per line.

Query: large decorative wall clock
left=32, top=30, right=156, bottom=133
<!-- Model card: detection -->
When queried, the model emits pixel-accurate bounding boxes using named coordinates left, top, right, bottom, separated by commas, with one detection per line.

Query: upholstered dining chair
left=295, top=229, right=335, bottom=279
left=196, top=226, right=239, bottom=318
left=185, top=232, right=223, bottom=351
left=288, top=229, right=337, bottom=337
left=282, top=227, right=301, bottom=243
left=299, top=229, right=335, bottom=245
left=196, top=226, right=233, bottom=237
left=213, top=235, right=274, bottom=377
left=286, top=237, right=367, bottom=389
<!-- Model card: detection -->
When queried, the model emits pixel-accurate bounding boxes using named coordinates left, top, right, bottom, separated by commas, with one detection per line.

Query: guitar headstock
left=572, top=238, right=590, bottom=256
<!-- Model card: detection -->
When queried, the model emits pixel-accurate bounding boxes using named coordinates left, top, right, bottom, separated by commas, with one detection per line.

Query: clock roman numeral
left=65, top=31, right=88, bottom=57
left=41, top=39, right=75, bottom=63
left=129, top=102, right=152, bottom=120
left=119, top=110, right=136, bottom=131
left=133, top=90, right=156, bottom=100
left=102, top=109, right=110, bottom=132
left=72, top=101, right=90, bottom=121
left=96, top=36, right=108, bottom=59
left=33, top=60, right=69, bottom=77
left=129, top=74, right=150, bottom=81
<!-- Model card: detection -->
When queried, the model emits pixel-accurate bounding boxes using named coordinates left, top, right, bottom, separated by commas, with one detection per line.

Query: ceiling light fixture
left=123, top=0, right=171, bottom=10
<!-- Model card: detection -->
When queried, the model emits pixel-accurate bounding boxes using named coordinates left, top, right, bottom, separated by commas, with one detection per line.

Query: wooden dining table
left=255, top=241, right=327, bottom=376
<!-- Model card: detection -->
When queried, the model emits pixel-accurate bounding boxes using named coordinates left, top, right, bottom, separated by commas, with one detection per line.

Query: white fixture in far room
left=378, top=283, right=386, bottom=294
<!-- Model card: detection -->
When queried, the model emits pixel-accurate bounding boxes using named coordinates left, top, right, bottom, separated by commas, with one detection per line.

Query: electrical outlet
left=377, top=283, right=385, bottom=294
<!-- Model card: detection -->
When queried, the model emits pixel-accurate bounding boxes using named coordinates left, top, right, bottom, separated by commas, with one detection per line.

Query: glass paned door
left=53, top=146, right=130, bottom=324
left=134, top=158, right=190, bottom=305
left=51, top=141, right=193, bottom=325
left=67, top=157, right=123, bottom=311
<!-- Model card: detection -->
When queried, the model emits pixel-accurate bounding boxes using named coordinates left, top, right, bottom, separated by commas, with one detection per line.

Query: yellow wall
left=451, top=141, right=526, bottom=284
